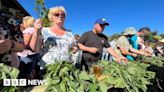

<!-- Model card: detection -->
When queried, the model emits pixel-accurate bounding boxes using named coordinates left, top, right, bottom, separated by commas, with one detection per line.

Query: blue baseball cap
left=95, top=18, right=109, bottom=26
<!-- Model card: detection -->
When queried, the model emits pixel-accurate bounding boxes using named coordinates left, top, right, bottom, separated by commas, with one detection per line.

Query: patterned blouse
left=41, top=27, right=75, bottom=64
left=116, top=36, right=132, bottom=51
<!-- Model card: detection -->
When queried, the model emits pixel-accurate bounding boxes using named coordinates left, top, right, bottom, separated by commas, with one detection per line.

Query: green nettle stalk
left=34, top=0, right=50, bottom=27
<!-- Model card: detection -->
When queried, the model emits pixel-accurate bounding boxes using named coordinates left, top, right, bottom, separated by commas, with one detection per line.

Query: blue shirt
left=129, top=34, right=138, bottom=50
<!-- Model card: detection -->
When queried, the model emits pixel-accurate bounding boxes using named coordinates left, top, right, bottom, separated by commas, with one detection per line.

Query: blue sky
left=18, top=0, right=164, bottom=36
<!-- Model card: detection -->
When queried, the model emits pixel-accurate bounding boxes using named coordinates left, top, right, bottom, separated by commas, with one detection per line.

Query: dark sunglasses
left=53, top=13, right=65, bottom=18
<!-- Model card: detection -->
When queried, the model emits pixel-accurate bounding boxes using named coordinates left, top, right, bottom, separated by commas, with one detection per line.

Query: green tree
left=108, top=33, right=121, bottom=41
left=159, top=34, right=164, bottom=38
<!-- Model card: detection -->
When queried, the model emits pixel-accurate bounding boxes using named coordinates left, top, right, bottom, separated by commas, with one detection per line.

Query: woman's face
left=22, top=22, right=27, bottom=29
left=52, top=11, right=65, bottom=25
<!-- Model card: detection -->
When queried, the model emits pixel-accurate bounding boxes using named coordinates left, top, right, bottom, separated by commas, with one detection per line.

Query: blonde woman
left=31, top=6, right=76, bottom=66
left=18, top=16, right=40, bottom=78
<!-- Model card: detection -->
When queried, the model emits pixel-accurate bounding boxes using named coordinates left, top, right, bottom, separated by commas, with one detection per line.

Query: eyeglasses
left=53, top=13, right=65, bottom=18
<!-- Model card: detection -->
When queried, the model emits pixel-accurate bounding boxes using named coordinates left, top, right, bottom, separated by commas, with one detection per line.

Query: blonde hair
left=23, top=16, right=34, bottom=27
left=48, top=6, right=66, bottom=21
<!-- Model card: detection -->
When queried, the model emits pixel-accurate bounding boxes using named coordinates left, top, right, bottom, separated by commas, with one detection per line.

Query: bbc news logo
left=3, top=79, right=47, bottom=86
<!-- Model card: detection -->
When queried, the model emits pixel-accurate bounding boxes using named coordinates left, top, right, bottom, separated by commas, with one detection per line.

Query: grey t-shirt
left=78, top=31, right=110, bottom=62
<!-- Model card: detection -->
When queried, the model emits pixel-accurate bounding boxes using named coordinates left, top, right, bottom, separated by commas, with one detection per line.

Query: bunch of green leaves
left=97, top=60, right=155, bottom=92
left=0, top=63, right=20, bottom=92
left=34, top=0, right=47, bottom=18
left=137, top=56, right=164, bottom=67
left=44, top=61, right=108, bottom=92
left=34, top=0, right=50, bottom=27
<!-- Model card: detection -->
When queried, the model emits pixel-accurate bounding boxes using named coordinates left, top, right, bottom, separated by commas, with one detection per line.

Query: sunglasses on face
left=53, top=13, right=65, bottom=18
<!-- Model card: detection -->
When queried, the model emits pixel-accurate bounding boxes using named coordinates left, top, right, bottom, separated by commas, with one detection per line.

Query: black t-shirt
left=78, top=31, right=110, bottom=62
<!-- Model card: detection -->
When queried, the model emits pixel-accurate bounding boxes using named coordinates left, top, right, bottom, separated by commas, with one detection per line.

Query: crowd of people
left=0, top=6, right=164, bottom=79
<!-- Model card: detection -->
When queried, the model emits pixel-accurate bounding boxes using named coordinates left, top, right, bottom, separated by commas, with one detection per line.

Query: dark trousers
left=18, top=54, right=40, bottom=79
left=81, top=57, right=98, bottom=72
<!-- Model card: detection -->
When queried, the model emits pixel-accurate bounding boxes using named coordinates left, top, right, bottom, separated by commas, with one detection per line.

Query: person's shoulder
left=116, top=36, right=126, bottom=42
left=82, top=31, right=92, bottom=35
left=65, top=29, right=73, bottom=34
left=99, top=33, right=108, bottom=39
left=42, top=27, right=50, bottom=31
left=23, top=27, right=34, bottom=34
left=118, top=36, right=125, bottom=39
left=41, top=27, right=50, bottom=34
left=65, top=29, right=74, bottom=37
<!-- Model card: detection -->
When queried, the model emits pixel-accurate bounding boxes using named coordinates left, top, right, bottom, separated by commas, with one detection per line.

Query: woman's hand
left=131, top=53, right=137, bottom=57
left=88, top=47, right=99, bottom=53
left=30, top=19, right=44, bottom=52
left=116, top=56, right=128, bottom=65
left=34, top=19, right=43, bottom=31
left=144, top=52, right=152, bottom=57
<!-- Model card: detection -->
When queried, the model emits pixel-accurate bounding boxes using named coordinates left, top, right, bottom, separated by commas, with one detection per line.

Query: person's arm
left=0, top=39, right=12, bottom=54
left=107, top=47, right=128, bottom=63
left=78, top=32, right=99, bottom=54
left=119, top=47, right=137, bottom=57
left=156, top=46, right=163, bottom=54
left=129, top=46, right=144, bottom=55
left=0, top=39, right=25, bottom=54
left=107, top=47, right=119, bottom=59
left=23, top=33, right=32, bottom=46
left=29, top=19, right=43, bottom=52
left=11, top=40, right=25, bottom=52
left=78, top=43, right=98, bottom=53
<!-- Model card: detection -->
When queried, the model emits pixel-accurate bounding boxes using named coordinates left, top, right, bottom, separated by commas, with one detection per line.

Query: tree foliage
left=108, top=33, right=121, bottom=41
left=159, top=34, right=164, bottom=38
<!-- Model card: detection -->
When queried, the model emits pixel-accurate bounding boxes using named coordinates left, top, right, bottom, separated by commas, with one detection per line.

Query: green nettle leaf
left=2, top=71, right=6, bottom=79
left=140, top=77, right=150, bottom=84
left=9, top=68, right=19, bottom=78
left=0, top=64, right=20, bottom=92
left=79, top=71, right=90, bottom=80
left=127, top=67, right=137, bottom=75
left=60, top=81, right=66, bottom=92
left=47, top=63, right=61, bottom=75
left=68, top=81, right=76, bottom=92
left=105, top=76, right=118, bottom=85
left=77, top=82, right=85, bottom=92
left=140, top=85, right=147, bottom=92
left=115, top=78, right=126, bottom=88
left=59, top=66, right=69, bottom=77
left=51, top=78, right=60, bottom=85
left=51, top=86, right=58, bottom=92
left=98, top=81, right=108, bottom=92
left=89, top=83, right=97, bottom=92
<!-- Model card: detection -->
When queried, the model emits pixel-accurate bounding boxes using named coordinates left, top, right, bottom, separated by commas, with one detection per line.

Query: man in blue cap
left=78, top=18, right=127, bottom=71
